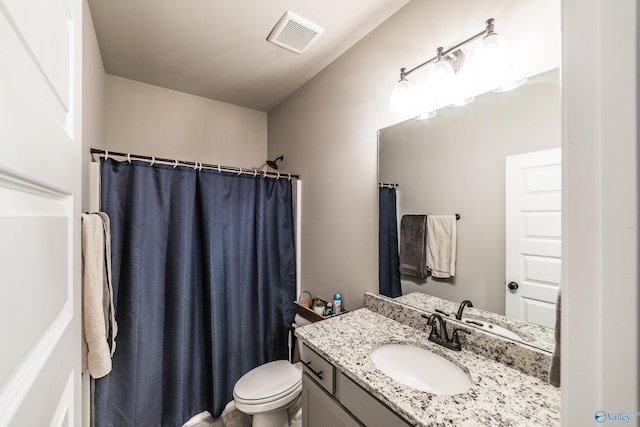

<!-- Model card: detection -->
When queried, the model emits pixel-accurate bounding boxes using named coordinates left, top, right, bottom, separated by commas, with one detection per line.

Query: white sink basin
left=460, top=317, right=523, bottom=342
left=370, top=344, right=472, bottom=395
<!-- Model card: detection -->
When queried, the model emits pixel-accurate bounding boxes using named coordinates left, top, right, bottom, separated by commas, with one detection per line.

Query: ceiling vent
left=267, top=11, right=325, bottom=54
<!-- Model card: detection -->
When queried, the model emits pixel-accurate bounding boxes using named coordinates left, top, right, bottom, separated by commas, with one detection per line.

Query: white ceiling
left=88, top=0, right=410, bottom=112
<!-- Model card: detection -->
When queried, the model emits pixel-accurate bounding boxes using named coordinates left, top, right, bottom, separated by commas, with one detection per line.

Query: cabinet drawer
left=301, top=344, right=335, bottom=394
left=337, top=372, right=411, bottom=427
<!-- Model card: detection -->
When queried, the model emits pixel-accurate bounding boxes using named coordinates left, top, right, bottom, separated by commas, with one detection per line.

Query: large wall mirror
left=378, top=68, right=560, bottom=352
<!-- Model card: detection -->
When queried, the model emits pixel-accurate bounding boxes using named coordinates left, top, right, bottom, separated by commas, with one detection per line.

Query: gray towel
left=549, top=290, right=561, bottom=387
left=399, top=215, right=430, bottom=278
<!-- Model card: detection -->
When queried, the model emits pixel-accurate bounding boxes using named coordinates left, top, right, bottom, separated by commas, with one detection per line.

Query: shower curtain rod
left=90, top=148, right=299, bottom=180
left=379, top=182, right=399, bottom=188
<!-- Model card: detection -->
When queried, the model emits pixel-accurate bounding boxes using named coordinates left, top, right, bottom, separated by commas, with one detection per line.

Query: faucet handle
left=450, top=327, right=472, bottom=345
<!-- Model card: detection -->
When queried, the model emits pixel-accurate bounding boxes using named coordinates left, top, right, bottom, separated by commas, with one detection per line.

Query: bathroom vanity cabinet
left=301, top=344, right=410, bottom=427
left=296, top=309, right=560, bottom=426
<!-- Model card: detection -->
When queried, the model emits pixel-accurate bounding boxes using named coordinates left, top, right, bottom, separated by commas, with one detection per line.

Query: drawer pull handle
left=301, top=360, right=324, bottom=380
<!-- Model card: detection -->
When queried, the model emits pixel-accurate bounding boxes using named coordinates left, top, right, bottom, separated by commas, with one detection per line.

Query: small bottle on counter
left=325, top=302, right=332, bottom=316
left=333, top=293, right=342, bottom=314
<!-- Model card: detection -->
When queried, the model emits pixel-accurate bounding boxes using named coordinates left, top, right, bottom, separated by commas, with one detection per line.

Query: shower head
left=266, top=155, right=284, bottom=170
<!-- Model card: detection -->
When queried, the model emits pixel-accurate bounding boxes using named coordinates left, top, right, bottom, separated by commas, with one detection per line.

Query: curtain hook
left=199, top=163, right=203, bottom=171
left=127, top=153, right=132, bottom=164
left=193, top=162, right=198, bottom=171
left=105, top=150, right=109, bottom=160
left=253, top=169, right=257, bottom=178
left=237, top=167, right=243, bottom=176
left=150, top=156, right=155, bottom=166
left=173, top=159, right=178, bottom=169
left=276, top=172, right=280, bottom=180
left=217, top=165, right=221, bottom=173
left=287, top=173, right=291, bottom=181
left=262, top=170, right=267, bottom=178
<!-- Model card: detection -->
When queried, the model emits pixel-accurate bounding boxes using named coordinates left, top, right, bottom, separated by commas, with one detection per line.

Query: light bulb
left=389, top=77, right=418, bottom=114
left=428, top=59, right=455, bottom=86
left=493, top=78, right=527, bottom=93
left=478, top=32, right=512, bottom=76
left=414, top=111, right=437, bottom=120
left=425, top=59, right=456, bottom=106
left=449, top=97, right=475, bottom=107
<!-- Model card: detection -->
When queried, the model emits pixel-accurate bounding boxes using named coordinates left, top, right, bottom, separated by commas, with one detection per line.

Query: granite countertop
left=295, top=308, right=560, bottom=427
left=395, top=292, right=555, bottom=353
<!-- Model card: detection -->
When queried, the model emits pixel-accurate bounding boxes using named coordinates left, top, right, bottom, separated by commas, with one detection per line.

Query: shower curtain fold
left=379, top=186, right=402, bottom=298
left=94, top=158, right=296, bottom=427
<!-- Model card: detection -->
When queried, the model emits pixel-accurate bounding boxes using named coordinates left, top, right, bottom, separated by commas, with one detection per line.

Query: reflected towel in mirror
left=426, top=215, right=457, bottom=278
left=399, top=215, right=430, bottom=278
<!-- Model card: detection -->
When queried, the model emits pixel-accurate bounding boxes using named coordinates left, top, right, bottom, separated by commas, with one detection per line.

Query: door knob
left=507, top=281, right=519, bottom=290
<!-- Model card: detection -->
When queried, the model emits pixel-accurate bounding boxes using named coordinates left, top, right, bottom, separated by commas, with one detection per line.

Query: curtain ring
left=276, top=172, right=280, bottom=180
left=105, top=150, right=109, bottom=160
left=262, top=171, right=267, bottom=178
left=150, top=156, right=155, bottom=166
left=217, top=165, right=221, bottom=173
left=173, top=159, right=178, bottom=169
left=287, top=173, right=291, bottom=181
left=127, top=153, right=132, bottom=164
left=237, top=167, right=243, bottom=176
left=193, top=162, right=198, bottom=170
left=199, top=163, right=203, bottom=171
left=253, top=169, right=257, bottom=178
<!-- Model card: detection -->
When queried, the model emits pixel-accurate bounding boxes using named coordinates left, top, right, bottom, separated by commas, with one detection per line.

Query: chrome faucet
left=423, top=313, right=471, bottom=351
left=456, top=299, right=474, bottom=320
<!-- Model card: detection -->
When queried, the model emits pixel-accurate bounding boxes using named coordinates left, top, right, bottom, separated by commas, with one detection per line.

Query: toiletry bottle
left=326, top=302, right=332, bottom=316
left=333, top=293, right=342, bottom=314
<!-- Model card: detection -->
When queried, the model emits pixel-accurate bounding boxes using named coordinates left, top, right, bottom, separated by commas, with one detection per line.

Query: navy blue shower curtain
left=95, top=158, right=296, bottom=426
left=379, top=187, right=401, bottom=298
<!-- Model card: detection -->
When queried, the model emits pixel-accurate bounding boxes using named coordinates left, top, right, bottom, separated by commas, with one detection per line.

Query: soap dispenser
left=333, top=293, right=342, bottom=314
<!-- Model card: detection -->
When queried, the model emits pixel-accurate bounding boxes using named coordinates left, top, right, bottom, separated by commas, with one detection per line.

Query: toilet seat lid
left=234, top=360, right=301, bottom=402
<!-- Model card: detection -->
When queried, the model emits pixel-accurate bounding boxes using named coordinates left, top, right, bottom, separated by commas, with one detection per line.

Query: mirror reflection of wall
left=378, top=68, right=560, bottom=316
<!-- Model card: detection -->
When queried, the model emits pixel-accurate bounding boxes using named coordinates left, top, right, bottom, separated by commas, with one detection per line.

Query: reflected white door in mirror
left=505, top=148, right=561, bottom=328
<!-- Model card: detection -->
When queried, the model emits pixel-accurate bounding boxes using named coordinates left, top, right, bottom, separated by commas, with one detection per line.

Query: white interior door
left=505, top=148, right=561, bottom=328
left=0, top=0, right=82, bottom=425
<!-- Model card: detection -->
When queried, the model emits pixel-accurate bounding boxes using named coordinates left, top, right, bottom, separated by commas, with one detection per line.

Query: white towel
left=96, top=212, right=117, bottom=356
left=81, top=213, right=113, bottom=378
left=426, top=215, right=457, bottom=278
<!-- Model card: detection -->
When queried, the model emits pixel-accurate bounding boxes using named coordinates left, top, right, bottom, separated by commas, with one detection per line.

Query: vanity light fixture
left=492, top=78, right=527, bottom=93
left=390, top=18, right=511, bottom=114
left=414, top=111, right=437, bottom=120
left=449, top=97, right=476, bottom=108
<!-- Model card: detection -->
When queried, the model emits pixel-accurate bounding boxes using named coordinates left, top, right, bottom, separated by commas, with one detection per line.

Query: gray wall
left=103, top=74, right=268, bottom=168
left=378, top=72, right=560, bottom=314
left=268, top=0, right=560, bottom=310
left=83, top=4, right=269, bottom=211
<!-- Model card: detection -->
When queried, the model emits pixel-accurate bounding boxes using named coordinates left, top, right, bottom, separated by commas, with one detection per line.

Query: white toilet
left=233, top=360, right=302, bottom=427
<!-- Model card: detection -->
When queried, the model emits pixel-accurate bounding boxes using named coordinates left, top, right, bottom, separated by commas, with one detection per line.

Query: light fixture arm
left=401, top=18, right=495, bottom=78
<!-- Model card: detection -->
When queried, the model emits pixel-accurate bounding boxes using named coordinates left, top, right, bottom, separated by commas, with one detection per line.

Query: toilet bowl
left=233, top=360, right=302, bottom=427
